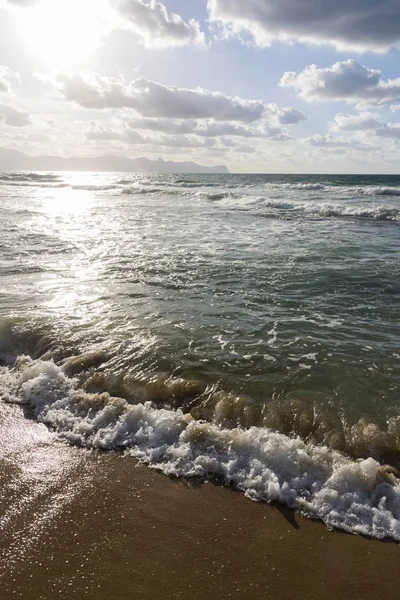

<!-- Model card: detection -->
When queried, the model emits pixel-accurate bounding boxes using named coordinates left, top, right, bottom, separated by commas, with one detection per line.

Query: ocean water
left=1, top=170, right=400, bottom=540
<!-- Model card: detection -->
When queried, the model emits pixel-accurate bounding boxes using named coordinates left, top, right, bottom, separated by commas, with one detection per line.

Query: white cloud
left=0, top=104, right=31, bottom=126
left=86, top=126, right=146, bottom=143
left=53, top=72, right=267, bottom=122
left=330, top=113, right=386, bottom=132
left=280, top=60, right=400, bottom=108
left=208, top=0, right=400, bottom=52
left=50, top=72, right=309, bottom=135
left=111, top=0, right=204, bottom=48
left=194, top=121, right=257, bottom=137
left=0, top=66, right=20, bottom=95
left=126, top=118, right=195, bottom=135
left=271, top=133, right=294, bottom=142
left=375, top=125, right=400, bottom=140
left=305, top=134, right=371, bottom=150
left=266, top=103, right=307, bottom=125
left=126, top=117, right=297, bottom=138
left=160, top=135, right=217, bottom=149
left=4, top=0, right=39, bottom=5
left=328, top=112, right=400, bottom=142
left=231, top=143, right=257, bottom=153
left=5, top=0, right=204, bottom=49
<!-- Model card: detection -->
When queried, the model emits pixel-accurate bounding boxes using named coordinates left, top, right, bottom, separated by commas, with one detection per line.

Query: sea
left=1, top=170, right=400, bottom=541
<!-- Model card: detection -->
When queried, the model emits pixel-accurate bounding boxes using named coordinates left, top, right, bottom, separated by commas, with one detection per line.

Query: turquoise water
left=1, top=171, right=400, bottom=539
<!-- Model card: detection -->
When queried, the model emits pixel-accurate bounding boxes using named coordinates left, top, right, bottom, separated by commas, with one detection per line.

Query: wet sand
left=1, top=403, right=399, bottom=600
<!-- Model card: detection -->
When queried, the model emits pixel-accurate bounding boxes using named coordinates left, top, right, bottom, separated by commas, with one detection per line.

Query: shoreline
left=1, top=403, right=399, bottom=600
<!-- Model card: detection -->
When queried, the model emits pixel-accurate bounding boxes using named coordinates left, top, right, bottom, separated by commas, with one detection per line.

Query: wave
left=0, top=322, right=398, bottom=466
left=267, top=182, right=400, bottom=198
left=121, top=186, right=164, bottom=195
left=263, top=200, right=400, bottom=222
left=205, top=193, right=400, bottom=222
left=1, top=182, right=69, bottom=189
left=71, top=184, right=121, bottom=192
left=0, top=172, right=62, bottom=183
left=1, top=354, right=399, bottom=541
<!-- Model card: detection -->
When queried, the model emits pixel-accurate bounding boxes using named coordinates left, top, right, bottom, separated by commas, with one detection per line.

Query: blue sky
left=1, top=0, right=400, bottom=172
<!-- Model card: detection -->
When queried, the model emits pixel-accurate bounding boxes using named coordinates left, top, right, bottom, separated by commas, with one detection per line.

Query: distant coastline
left=0, top=147, right=229, bottom=174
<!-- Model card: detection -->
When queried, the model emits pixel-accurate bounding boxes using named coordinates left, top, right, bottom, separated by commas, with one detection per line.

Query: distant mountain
left=0, top=147, right=229, bottom=174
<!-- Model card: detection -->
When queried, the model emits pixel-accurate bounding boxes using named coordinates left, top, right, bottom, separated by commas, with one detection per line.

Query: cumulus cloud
left=86, top=126, right=146, bottom=144
left=208, top=0, right=400, bottom=52
left=330, top=113, right=386, bottom=132
left=127, top=117, right=293, bottom=138
left=280, top=59, right=400, bottom=108
left=328, top=112, right=400, bottom=142
left=375, top=125, right=400, bottom=140
left=271, top=133, right=294, bottom=142
left=160, top=135, right=217, bottom=149
left=51, top=71, right=309, bottom=136
left=227, top=142, right=257, bottom=153
left=53, top=72, right=267, bottom=122
left=126, top=118, right=254, bottom=137
left=0, top=66, right=20, bottom=95
left=266, top=104, right=307, bottom=125
left=194, top=121, right=258, bottom=137
left=126, top=118, right=195, bottom=135
left=111, top=0, right=205, bottom=47
left=305, top=134, right=371, bottom=149
left=0, top=104, right=31, bottom=126
left=88, top=118, right=294, bottom=150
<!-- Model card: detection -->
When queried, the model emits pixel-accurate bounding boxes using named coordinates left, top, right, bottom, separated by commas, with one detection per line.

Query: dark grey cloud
left=208, top=0, right=400, bottom=52
left=0, top=104, right=31, bottom=126
left=111, top=0, right=204, bottom=47
left=281, top=59, right=400, bottom=108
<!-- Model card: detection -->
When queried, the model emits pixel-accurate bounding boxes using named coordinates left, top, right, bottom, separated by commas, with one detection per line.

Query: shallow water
left=1, top=171, right=399, bottom=539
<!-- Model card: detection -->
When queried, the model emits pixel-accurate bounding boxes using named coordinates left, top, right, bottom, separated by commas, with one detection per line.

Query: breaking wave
left=1, top=354, right=399, bottom=541
left=0, top=172, right=62, bottom=183
left=202, top=193, right=400, bottom=222
left=267, top=182, right=400, bottom=197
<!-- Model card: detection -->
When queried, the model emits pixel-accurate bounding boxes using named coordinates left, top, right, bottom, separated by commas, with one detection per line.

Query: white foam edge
left=1, top=355, right=399, bottom=541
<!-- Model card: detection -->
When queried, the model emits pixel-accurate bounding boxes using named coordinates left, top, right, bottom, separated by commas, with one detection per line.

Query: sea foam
left=1, top=355, right=399, bottom=541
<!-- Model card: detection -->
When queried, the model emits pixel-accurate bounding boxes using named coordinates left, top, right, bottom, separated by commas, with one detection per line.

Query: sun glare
left=18, top=0, right=111, bottom=67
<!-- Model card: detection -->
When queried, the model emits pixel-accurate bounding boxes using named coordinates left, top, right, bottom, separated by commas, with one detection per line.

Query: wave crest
left=2, top=355, right=400, bottom=541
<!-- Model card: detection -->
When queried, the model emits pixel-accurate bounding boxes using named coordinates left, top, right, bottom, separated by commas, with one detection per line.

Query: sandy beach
left=1, top=401, right=398, bottom=600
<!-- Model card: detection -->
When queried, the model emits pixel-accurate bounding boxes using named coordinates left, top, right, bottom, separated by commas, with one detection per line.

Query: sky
left=1, top=0, right=400, bottom=173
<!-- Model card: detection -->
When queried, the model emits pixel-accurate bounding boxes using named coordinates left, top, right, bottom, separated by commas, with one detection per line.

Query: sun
left=18, top=0, right=112, bottom=67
